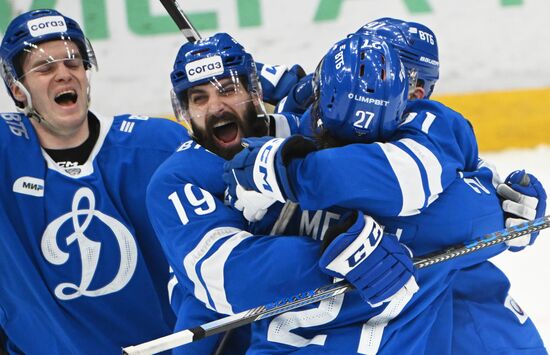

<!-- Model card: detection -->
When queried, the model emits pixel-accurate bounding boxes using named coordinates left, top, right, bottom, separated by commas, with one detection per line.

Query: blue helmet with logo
left=357, top=17, right=439, bottom=98
left=0, top=9, right=97, bottom=108
left=170, top=32, right=265, bottom=129
left=312, top=32, right=408, bottom=143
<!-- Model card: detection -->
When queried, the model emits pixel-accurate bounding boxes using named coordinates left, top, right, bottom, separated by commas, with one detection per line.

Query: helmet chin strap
left=14, top=81, right=49, bottom=126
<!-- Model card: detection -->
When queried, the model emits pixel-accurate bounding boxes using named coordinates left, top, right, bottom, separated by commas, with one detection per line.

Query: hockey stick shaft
left=159, top=0, right=201, bottom=42
left=123, top=215, right=550, bottom=354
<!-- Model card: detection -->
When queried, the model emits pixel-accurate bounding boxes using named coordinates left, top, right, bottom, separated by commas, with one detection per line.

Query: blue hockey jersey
left=0, top=112, right=186, bottom=354
left=147, top=102, right=544, bottom=354
left=147, top=135, right=518, bottom=354
left=276, top=99, right=545, bottom=354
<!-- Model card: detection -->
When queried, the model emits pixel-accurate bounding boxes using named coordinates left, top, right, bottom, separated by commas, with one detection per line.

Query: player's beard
left=191, top=101, right=268, bottom=160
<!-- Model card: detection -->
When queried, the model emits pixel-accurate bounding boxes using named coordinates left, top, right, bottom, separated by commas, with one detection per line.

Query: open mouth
left=213, top=121, right=239, bottom=145
left=54, top=90, right=78, bottom=106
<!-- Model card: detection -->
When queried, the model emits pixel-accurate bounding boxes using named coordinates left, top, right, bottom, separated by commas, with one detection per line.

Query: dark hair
left=310, top=100, right=347, bottom=149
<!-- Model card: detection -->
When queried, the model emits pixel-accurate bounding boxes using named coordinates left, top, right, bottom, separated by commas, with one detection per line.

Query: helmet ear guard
left=314, top=33, right=409, bottom=144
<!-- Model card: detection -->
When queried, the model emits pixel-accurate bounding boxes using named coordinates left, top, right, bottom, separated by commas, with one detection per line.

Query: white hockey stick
left=123, top=215, right=550, bottom=354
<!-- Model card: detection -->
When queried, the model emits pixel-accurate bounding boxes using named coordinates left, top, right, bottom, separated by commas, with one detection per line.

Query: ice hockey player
left=0, top=9, right=188, bottom=353
left=224, top=32, right=547, bottom=353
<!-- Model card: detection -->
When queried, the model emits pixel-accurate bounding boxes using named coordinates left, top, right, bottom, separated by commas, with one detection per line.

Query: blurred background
left=1, top=0, right=549, bottom=347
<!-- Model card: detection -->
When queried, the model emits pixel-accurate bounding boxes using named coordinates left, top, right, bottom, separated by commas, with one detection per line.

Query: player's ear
left=11, top=83, right=27, bottom=104
left=411, top=87, right=425, bottom=100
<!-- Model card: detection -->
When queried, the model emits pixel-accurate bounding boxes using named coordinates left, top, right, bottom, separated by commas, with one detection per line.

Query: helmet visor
left=173, top=71, right=262, bottom=131
left=1, top=37, right=97, bottom=89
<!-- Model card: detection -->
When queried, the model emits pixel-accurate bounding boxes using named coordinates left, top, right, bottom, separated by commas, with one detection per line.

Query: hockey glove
left=497, top=170, right=547, bottom=252
left=257, top=63, right=306, bottom=105
left=275, top=74, right=314, bottom=115
left=223, top=136, right=317, bottom=219
left=319, top=211, right=418, bottom=306
left=224, top=185, right=277, bottom=222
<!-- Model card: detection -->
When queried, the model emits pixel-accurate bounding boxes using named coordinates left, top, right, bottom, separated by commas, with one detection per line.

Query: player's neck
left=32, top=114, right=91, bottom=150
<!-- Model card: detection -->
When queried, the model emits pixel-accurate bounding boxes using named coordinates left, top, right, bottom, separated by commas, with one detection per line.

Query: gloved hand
left=497, top=170, right=547, bottom=252
left=224, top=184, right=277, bottom=222
left=257, top=63, right=306, bottom=105
left=319, top=211, right=418, bottom=306
left=275, top=74, right=314, bottom=115
left=223, top=135, right=317, bottom=213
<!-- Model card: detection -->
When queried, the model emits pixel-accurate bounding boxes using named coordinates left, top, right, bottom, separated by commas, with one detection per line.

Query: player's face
left=13, top=40, right=89, bottom=141
left=187, top=77, right=263, bottom=160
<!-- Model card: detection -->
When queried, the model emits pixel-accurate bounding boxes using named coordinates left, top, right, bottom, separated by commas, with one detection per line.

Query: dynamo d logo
left=41, top=187, right=138, bottom=300
left=27, top=16, right=67, bottom=37
left=185, top=55, right=224, bottom=82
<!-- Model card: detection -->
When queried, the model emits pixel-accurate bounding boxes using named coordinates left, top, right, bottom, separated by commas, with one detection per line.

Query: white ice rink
left=483, top=145, right=550, bottom=347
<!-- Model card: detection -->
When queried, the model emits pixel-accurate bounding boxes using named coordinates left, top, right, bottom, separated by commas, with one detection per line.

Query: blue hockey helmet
left=0, top=9, right=97, bottom=108
left=357, top=17, right=439, bottom=98
left=170, top=32, right=265, bottom=130
left=312, top=32, right=408, bottom=143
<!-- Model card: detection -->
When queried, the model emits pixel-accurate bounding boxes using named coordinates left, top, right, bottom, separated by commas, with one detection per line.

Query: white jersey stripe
left=200, top=230, right=254, bottom=315
left=377, top=142, right=424, bottom=216
left=167, top=274, right=178, bottom=304
left=271, top=114, right=292, bottom=138
left=399, top=138, right=443, bottom=207
left=183, top=227, right=242, bottom=311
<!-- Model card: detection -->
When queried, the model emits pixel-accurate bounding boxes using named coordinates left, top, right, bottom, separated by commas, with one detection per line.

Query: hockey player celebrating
left=146, top=32, right=428, bottom=354
left=0, top=9, right=189, bottom=353
left=357, top=18, right=547, bottom=354
left=270, top=18, right=547, bottom=353
left=223, top=32, right=547, bottom=353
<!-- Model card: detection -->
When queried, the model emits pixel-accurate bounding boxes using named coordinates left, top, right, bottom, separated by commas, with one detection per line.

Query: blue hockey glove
left=319, top=211, right=418, bottom=306
left=275, top=74, right=314, bottom=115
left=257, top=63, right=306, bottom=105
left=497, top=170, right=547, bottom=252
left=223, top=136, right=317, bottom=215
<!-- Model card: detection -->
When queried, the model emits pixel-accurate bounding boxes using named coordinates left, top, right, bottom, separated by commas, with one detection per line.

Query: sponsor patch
left=505, top=294, right=528, bottom=324
left=27, top=16, right=67, bottom=37
left=419, top=56, right=439, bottom=67
left=13, top=176, right=45, bottom=197
left=185, top=55, right=224, bottom=82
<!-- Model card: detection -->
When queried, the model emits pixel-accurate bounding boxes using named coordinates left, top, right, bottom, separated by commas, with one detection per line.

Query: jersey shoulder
left=107, top=114, right=189, bottom=153
left=405, top=99, right=471, bottom=126
left=149, top=140, right=226, bottom=197
left=0, top=112, right=35, bottom=147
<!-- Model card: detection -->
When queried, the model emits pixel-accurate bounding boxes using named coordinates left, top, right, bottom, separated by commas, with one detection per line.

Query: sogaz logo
left=27, top=16, right=67, bottom=37
left=185, top=55, right=224, bottom=82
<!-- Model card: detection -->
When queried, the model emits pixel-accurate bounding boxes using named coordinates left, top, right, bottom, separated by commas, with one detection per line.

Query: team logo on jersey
left=185, top=55, right=224, bottom=82
left=56, top=161, right=82, bottom=176
left=13, top=176, right=44, bottom=197
left=41, top=187, right=138, bottom=300
left=27, top=15, right=67, bottom=37
left=504, top=294, right=528, bottom=324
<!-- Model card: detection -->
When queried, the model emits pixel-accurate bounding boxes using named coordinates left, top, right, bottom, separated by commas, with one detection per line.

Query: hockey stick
left=122, top=215, right=550, bottom=355
left=159, top=0, right=201, bottom=42
left=270, top=201, right=298, bottom=235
